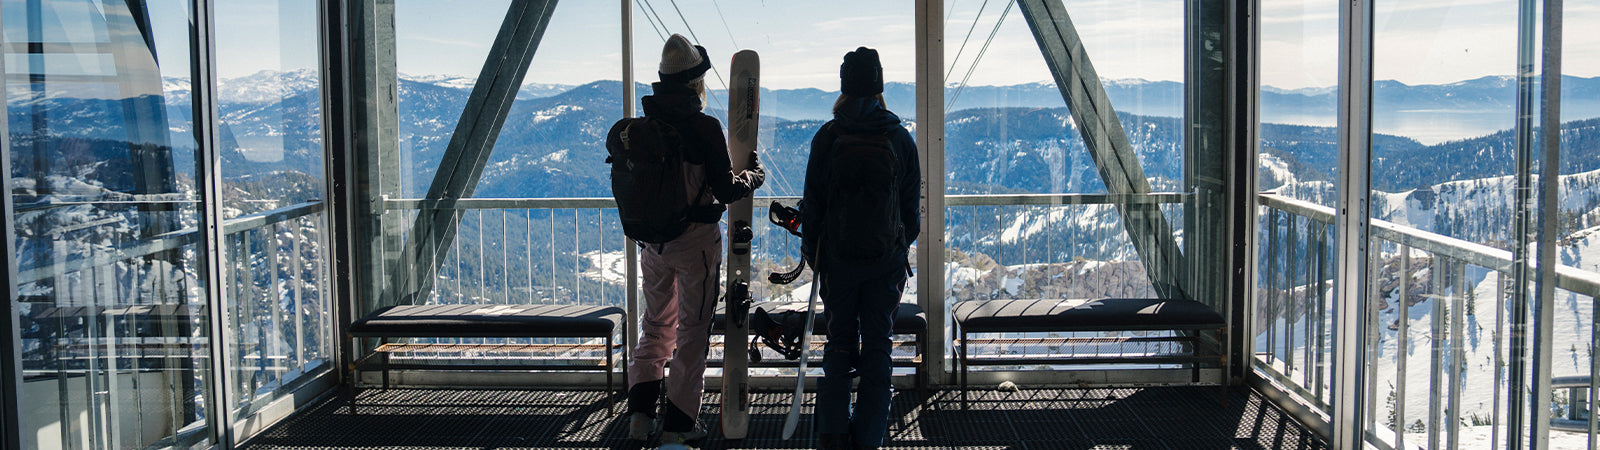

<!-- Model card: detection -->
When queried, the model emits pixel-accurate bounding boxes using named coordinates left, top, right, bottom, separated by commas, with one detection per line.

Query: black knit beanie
left=840, top=47, right=883, bottom=97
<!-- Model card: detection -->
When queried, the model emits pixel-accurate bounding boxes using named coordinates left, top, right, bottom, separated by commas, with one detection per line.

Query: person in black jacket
left=623, top=33, right=765, bottom=446
left=799, top=47, right=921, bottom=450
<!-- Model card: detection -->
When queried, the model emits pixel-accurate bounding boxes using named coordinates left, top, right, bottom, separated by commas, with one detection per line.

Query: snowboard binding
left=749, top=306, right=806, bottom=362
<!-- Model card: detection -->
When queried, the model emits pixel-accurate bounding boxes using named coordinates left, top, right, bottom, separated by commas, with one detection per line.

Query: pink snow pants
left=629, top=222, right=722, bottom=419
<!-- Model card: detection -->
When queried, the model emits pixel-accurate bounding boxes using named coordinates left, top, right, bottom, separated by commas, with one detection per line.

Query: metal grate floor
left=243, top=386, right=1326, bottom=449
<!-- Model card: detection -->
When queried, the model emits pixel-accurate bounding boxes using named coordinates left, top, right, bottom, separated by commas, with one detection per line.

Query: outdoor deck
left=242, top=386, right=1326, bottom=449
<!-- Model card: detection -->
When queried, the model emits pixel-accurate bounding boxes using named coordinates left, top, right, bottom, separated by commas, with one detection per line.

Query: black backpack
left=605, top=117, right=706, bottom=243
left=822, top=125, right=903, bottom=265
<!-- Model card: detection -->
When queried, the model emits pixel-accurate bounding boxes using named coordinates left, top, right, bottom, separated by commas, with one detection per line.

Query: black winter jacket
left=800, top=96, right=921, bottom=275
left=639, top=82, right=764, bottom=207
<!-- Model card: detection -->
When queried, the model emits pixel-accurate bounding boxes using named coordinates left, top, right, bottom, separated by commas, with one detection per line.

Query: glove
left=745, top=152, right=766, bottom=191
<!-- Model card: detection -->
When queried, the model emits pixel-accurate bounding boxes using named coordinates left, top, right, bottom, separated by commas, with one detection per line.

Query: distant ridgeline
left=10, top=71, right=1600, bottom=304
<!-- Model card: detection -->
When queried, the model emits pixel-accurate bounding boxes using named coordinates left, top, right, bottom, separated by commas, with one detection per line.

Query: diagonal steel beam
left=395, top=0, right=558, bottom=303
left=1016, top=0, right=1187, bottom=299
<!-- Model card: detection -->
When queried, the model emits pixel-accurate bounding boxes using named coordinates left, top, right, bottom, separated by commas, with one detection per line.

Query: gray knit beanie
left=659, top=34, right=710, bottom=85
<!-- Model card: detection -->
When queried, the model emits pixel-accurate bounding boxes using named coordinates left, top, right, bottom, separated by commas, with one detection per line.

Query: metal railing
left=381, top=193, right=1191, bottom=374
left=12, top=199, right=334, bottom=447
left=1256, top=193, right=1600, bottom=449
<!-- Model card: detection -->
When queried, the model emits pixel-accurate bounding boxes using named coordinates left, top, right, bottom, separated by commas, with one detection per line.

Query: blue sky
left=44, top=0, right=1600, bottom=91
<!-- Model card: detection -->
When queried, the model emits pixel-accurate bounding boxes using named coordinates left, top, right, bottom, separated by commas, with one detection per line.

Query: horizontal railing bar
left=384, top=196, right=804, bottom=210
left=221, top=202, right=325, bottom=235
left=1553, top=375, right=1593, bottom=388
left=15, top=201, right=325, bottom=285
left=384, top=193, right=1187, bottom=211
left=945, top=192, right=1189, bottom=206
left=1258, top=193, right=1600, bottom=298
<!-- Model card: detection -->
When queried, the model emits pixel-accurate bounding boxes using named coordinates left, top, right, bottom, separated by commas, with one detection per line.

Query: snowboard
left=720, top=49, right=759, bottom=440
left=781, top=241, right=821, bottom=440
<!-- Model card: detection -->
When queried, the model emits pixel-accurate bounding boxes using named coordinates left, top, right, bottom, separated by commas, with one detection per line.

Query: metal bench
left=348, top=303, right=627, bottom=411
left=711, top=301, right=929, bottom=390
left=951, top=298, right=1227, bottom=409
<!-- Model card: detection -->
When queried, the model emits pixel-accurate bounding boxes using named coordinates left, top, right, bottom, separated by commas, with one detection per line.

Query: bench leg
left=350, top=364, right=360, bottom=415
left=915, top=333, right=926, bottom=393
left=1189, top=330, right=1201, bottom=384
left=607, top=334, right=615, bottom=415
left=960, top=329, right=969, bottom=411
left=381, top=338, right=391, bottom=391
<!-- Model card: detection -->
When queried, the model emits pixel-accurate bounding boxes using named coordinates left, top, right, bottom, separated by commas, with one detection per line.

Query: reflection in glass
left=1252, top=0, right=1341, bottom=437
left=4, top=0, right=212, bottom=447
left=214, top=0, right=332, bottom=418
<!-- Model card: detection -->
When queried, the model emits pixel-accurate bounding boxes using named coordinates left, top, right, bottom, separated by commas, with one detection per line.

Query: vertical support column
left=1510, top=0, right=1538, bottom=446
left=1332, top=0, right=1374, bottom=448
left=1185, top=0, right=1237, bottom=310
left=914, top=0, right=947, bottom=386
left=1223, top=0, right=1261, bottom=385
left=0, top=5, right=24, bottom=442
left=621, top=0, right=639, bottom=357
left=190, top=0, right=236, bottom=445
left=1530, top=1, right=1563, bottom=448
left=352, top=0, right=402, bottom=317
left=321, top=0, right=357, bottom=385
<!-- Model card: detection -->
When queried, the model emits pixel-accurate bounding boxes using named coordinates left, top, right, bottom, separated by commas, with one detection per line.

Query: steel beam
left=1530, top=1, right=1563, bottom=448
left=1510, top=0, right=1539, bottom=446
left=1015, top=0, right=1187, bottom=300
left=396, top=0, right=559, bottom=304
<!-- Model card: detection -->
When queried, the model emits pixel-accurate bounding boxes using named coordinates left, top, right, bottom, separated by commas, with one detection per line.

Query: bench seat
left=348, top=303, right=626, bottom=412
left=952, top=298, right=1224, bottom=332
left=351, top=304, right=625, bottom=338
left=952, top=298, right=1226, bottom=408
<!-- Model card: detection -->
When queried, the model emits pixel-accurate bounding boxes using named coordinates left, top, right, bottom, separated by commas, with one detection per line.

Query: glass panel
left=380, top=1, right=625, bottom=311
left=1369, top=0, right=1521, bottom=447
left=1254, top=0, right=1339, bottom=422
left=942, top=0, right=1182, bottom=304
left=628, top=1, right=916, bottom=367
left=214, top=0, right=332, bottom=421
left=939, top=0, right=1187, bottom=378
left=4, top=0, right=214, bottom=447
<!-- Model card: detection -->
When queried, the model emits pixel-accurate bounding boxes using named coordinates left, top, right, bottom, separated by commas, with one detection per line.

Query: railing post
left=1591, top=293, right=1599, bottom=449
left=1448, top=259, right=1467, bottom=449
left=1395, top=245, right=1411, bottom=448
left=1429, top=254, right=1444, bottom=450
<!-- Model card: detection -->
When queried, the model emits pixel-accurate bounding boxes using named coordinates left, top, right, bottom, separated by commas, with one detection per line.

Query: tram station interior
left=2, top=0, right=1595, bottom=448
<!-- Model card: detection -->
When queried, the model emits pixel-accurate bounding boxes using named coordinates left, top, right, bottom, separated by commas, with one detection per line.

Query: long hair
left=688, top=78, right=707, bottom=110
left=832, top=93, right=888, bottom=116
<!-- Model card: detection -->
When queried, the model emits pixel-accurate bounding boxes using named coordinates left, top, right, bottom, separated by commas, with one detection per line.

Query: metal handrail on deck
left=1257, top=192, right=1600, bottom=449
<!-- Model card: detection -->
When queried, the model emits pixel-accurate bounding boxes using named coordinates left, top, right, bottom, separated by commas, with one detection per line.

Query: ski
left=719, top=49, right=759, bottom=441
left=781, top=241, right=820, bottom=440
